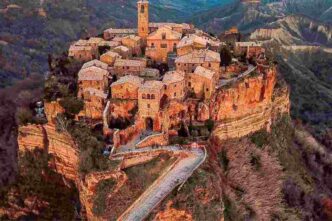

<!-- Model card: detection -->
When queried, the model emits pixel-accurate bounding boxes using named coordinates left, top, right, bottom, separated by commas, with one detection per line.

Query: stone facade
left=68, top=40, right=96, bottom=62
left=146, top=26, right=182, bottom=63
left=113, top=59, right=146, bottom=77
left=175, top=49, right=221, bottom=77
left=78, top=88, right=107, bottom=121
left=234, top=41, right=265, bottom=58
left=187, top=66, right=217, bottom=100
left=162, top=71, right=186, bottom=100
left=77, top=66, right=109, bottom=98
left=111, top=75, right=143, bottom=99
left=121, top=35, right=142, bottom=56
left=100, top=51, right=121, bottom=66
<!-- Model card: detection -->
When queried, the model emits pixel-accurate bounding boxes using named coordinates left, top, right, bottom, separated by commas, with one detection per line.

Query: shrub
left=16, top=107, right=34, bottom=125
left=92, top=179, right=116, bottom=216
left=218, top=150, right=229, bottom=171
left=59, top=97, right=84, bottom=116
left=250, top=153, right=261, bottom=170
left=250, top=130, right=269, bottom=148
left=205, top=119, right=215, bottom=132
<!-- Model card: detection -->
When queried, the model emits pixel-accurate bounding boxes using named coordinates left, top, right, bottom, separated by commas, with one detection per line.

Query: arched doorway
left=145, top=117, right=153, bottom=131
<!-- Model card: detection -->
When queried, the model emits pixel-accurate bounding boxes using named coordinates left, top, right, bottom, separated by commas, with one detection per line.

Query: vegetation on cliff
left=0, top=149, right=78, bottom=219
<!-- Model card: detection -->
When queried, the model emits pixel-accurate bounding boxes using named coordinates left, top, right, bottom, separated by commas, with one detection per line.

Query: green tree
left=59, top=97, right=84, bottom=116
left=220, top=46, right=232, bottom=67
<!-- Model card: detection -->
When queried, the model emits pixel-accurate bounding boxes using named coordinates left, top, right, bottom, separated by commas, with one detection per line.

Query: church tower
left=137, top=0, right=149, bottom=40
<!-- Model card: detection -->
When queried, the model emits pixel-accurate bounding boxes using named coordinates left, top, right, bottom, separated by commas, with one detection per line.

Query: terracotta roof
left=149, top=22, right=191, bottom=30
left=100, top=51, right=121, bottom=58
left=175, top=49, right=220, bottom=63
left=114, top=59, right=145, bottom=67
left=82, top=60, right=108, bottom=70
left=235, top=41, right=262, bottom=47
left=139, top=80, right=164, bottom=91
left=83, top=88, right=108, bottom=99
left=162, top=71, right=185, bottom=84
left=147, top=26, right=182, bottom=40
left=87, top=37, right=103, bottom=44
left=111, top=75, right=143, bottom=87
left=104, top=28, right=137, bottom=34
left=192, top=66, right=215, bottom=80
left=113, top=45, right=130, bottom=52
left=78, top=66, right=109, bottom=81
left=98, top=40, right=120, bottom=48
left=122, top=35, right=141, bottom=42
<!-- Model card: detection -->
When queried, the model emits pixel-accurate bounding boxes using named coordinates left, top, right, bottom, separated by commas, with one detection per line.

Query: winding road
left=114, top=146, right=206, bottom=221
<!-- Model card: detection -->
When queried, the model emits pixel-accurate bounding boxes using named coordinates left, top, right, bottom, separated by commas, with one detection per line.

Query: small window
left=188, top=82, right=191, bottom=87
left=147, top=94, right=151, bottom=99
left=151, top=94, right=155, bottom=99
left=161, top=44, right=167, bottom=48
left=147, top=104, right=150, bottom=108
left=206, top=88, right=209, bottom=92
left=141, top=5, right=145, bottom=13
left=151, top=43, right=155, bottom=48
left=142, top=94, right=146, bottom=99
left=174, top=92, right=176, bottom=97
left=174, top=84, right=177, bottom=88
left=209, top=63, right=211, bottom=67
left=162, top=33, right=166, bottom=40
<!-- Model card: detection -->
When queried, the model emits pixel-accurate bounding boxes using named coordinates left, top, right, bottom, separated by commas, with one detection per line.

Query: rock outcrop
left=44, top=100, right=64, bottom=123
left=211, top=66, right=290, bottom=140
left=18, top=123, right=79, bottom=181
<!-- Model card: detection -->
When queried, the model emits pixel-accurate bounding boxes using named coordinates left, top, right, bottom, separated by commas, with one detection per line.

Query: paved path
left=115, top=146, right=206, bottom=221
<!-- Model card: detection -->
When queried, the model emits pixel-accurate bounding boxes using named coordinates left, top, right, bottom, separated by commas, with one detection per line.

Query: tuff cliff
left=18, top=123, right=79, bottom=181
left=210, top=66, right=290, bottom=140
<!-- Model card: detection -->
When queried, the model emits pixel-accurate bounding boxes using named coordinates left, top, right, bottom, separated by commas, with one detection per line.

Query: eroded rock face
left=211, top=67, right=290, bottom=140
left=44, top=100, right=64, bottom=123
left=154, top=202, right=193, bottom=221
left=18, top=123, right=79, bottom=181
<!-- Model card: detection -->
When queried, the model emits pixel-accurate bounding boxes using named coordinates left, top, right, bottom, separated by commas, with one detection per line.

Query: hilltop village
left=15, top=0, right=291, bottom=220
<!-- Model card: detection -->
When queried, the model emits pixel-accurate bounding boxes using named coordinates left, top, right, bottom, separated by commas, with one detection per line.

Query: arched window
left=162, top=33, right=166, bottom=40
left=142, top=94, right=146, bottom=99
left=151, top=94, right=155, bottom=99
left=147, top=94, right=151, bottom=99
left=141, top=5, right=145, bottom=13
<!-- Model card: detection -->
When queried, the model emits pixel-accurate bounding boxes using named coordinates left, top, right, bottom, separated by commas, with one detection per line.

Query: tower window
left=162, top=33, right=166, bottom=40
left=141, top=5, right=145, bottom=13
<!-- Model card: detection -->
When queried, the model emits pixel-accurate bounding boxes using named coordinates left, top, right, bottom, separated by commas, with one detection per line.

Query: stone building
left=77, top=88, right=107, bottom=121
left=234, top=41, right=265, bottom=58
left=175, top=49, right=221, bottom=76
left=103, top=28, right=137, bottom=40
left=187, top=66, right=217, bottom=100
left=162, top=71, right=186, bottom=100
left=121, top=35, right=142, bottom=56
left=176, top=34, right=222, bottom=56
left=145, top=26, right=182, bottom=63
left=100, top=51, right=121, bottom=66
left=113, top=59, right=146, bottom=77
left=149, top=22, right=193, bottom=34
left=77, top=66, right=109, bottom=97
left=87, top=37, right=104, bottom=51
left=113, top=45, right=131, bottom=59
left=68, top=40, right=96, bottom=62
left=137, top=0, right=149, bottom=40
left=140, top=68, right=160, bottom=80
left=138, top=80, right=165, bottom=130
left=111, top=75, right=144, bottom=99
left=219, top=27, right=241, bottom=47
left=81, top=59, right=108, bottom=70
left=98, top=40, right=121, bottom=49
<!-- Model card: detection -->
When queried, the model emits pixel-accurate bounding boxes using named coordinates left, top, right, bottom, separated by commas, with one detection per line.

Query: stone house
left=68, top=40, right=96, bottom=62
left=162, top=71, right=186, bottom=100
left=145, top=26, right=182, bottom=63
left=87, top=37, right=104, bottom=50
left=113, top=59, right=146, bottom=77
left=103, top=28, right=137, bottom=40
left=77, top=66, right=109, bottom=97
left=177, top=34, right=222, bottom=56
left=138, top=80, right=165, bottom=130
left=81, top=59, right=108, bottom=70
left=121, top=35, right=142, bottom=56
left=113, top=45, right=131, bottom=59
left=111, top=75, right=144, bottom=100
left=234, top=42, right=265, bottom=58
left=100, top=51, right=122, bottom=66
left=78, top=88, right=107, bottom=121
left=175, top=49, right=221, bottom=76
left=140, top=68, right=160, bottom=80
left=149, top=22, right=193, bottom=34
left=187, top=66, right=217, bottom=100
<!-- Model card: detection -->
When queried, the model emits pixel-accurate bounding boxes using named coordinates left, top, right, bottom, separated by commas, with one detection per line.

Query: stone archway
left=145, top=117, right=153, bottom=131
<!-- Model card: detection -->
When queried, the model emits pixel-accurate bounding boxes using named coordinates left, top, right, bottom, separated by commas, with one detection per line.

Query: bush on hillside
left=59, top=97, right=84, bottom=116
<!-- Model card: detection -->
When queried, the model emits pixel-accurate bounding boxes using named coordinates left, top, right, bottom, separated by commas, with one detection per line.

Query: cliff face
left=211, top=67, right=290, bottom=140
left=18, top=123, right=79, bottom=181
left=44, top=100, right=64, bottom=123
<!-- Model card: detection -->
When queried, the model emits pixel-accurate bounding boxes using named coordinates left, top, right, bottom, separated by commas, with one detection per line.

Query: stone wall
left=135, top=133, right=169, bottom=148
left=113, top=120, right=144, bottom=148
left=18, top=124, right=79, bottom=181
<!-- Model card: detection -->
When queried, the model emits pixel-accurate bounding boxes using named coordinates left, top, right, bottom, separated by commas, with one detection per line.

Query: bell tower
left=137, top=0, right=149, bottom=40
